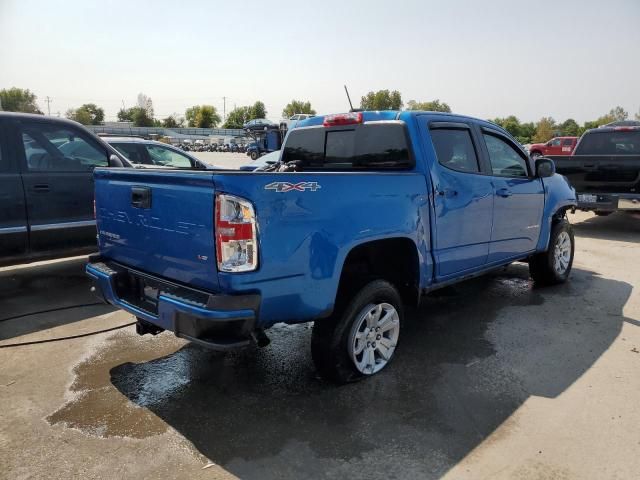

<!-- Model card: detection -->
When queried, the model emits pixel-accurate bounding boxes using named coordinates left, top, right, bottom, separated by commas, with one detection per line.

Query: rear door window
left=562, top=138, right=574, bottom=146
left=430, top=129, right=480, bottom=173
left=282, top=122, right=413, bottom=170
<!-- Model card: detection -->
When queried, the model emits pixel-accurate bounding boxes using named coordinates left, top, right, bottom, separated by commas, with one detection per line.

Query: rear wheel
left=250, top=150, right=259, bottom=161
left=311, top=280, right=402, bottom=384
left=529, top=219, right=574, bottom=285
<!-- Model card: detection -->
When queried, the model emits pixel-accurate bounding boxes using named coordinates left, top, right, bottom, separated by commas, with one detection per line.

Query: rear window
left=575, top=130, right=640, bottom=155
left=281, top=122, right=413, bottom=170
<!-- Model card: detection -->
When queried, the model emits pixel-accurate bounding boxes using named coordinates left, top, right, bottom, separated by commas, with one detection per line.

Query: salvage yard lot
left=1, top=212, right=638, bottom=480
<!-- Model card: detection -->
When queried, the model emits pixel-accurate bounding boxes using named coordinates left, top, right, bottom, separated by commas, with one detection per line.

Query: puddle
left=47, top=331, right=189, bottom=438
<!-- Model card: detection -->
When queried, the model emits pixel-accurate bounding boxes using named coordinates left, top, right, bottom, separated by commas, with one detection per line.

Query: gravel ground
left=191, top=151, right=249, bottom=170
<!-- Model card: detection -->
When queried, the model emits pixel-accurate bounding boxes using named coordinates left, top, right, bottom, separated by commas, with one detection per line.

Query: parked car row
left=178, top=142, right=248, bottom=153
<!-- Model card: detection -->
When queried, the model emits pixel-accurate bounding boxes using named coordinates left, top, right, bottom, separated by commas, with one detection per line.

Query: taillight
left=323, top=112, right=363, bottom=127
left=215, top=193, right=258, bottom=272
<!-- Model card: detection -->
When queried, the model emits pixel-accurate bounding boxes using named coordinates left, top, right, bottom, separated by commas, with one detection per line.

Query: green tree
left=282, top=100, right=316, bottom=118
left=582, top=106, right=629, bottom=131
left=161, top=114, right=184, bottom=128
left=533, top=117, right=556, bottom=143
left=223, top=106, right=252, bottom=129
left=117, top=106, right=154, bottom=126
left=608, top=106, right=628, bottom=122
left=491, top=115, right=522, bottom=138
left=0, top=87, right=42, bottom=113
left=117, top=108, right=133, bottom=122
left=66, top=108, right=90, bottom=125
left=519, top=122, right=536, bottom=144
left=185, top=105, right=221, bottom=128
left=195, top=105, right=220, bottom=128
left=222, top=102, right=268, bottom=128
left=65, top=103, right=104, bottom=125
left=185, top=106, right=199, bottom=127
left=137, top=93, right=154, bottom=118
left=251, top=101, right=267, bottom=119
left=406, top=99, right=451, bottom=112
left=131, top=107, right=154, bottom=127
left=360, top=89, right=403, bottom=110
left=559, top=118, right=579, bottom=136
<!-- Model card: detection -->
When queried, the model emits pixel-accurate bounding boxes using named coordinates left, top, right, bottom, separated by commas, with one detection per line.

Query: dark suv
left=0, top=112, right=127, bottom=266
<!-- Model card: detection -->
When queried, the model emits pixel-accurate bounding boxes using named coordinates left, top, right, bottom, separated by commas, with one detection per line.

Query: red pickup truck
left=529, top=137, right=578, bottom=159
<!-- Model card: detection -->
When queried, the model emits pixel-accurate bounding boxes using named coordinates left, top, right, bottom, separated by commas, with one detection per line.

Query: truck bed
left=550, top=154, right=640, bottom=194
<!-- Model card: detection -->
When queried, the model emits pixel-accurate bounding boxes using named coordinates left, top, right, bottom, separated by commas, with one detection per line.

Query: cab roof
left=296, top=110, right=513, bottom=137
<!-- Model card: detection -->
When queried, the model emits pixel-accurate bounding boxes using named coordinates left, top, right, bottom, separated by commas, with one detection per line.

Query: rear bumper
left=86, top=258, right=260, bottom=351
left=576, top=193, right=640, bottom=212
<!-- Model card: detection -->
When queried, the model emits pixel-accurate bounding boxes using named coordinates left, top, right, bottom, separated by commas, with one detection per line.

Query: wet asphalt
left=1, top=211, right=638, bottom=479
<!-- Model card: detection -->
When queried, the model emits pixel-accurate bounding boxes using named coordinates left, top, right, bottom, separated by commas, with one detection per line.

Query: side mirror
left=109, top=154, right=124, bottom=168
left=536, top=158, right=555, bottom=178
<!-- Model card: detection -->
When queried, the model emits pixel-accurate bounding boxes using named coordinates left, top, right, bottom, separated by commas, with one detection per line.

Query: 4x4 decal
left=264, top=181, right=321, bottom=192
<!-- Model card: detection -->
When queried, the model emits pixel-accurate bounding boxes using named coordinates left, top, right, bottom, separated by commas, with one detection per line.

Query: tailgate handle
left=131, top=186, right=151, bottom=209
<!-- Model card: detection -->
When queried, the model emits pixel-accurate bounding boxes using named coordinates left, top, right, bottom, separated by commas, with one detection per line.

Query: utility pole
left=222, top=96, right=226, bottom=121
left=45, top=96, right=52, bottom=115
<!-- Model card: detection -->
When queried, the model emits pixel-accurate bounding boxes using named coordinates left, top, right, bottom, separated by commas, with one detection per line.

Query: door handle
left=131, top=186, right=152, bottom=209
left=436, top=188, right=458, bottom=198
left=496, top=188, right=512, bottom=197
left=32, top=184, right=50, bottom=192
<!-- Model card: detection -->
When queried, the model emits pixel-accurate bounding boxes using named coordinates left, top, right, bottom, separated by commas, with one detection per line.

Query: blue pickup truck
left=87, top=111, right=577, bottom=383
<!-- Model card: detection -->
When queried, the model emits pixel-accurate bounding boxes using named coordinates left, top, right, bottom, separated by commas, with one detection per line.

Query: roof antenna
left=344, top=85, right=355, bottom=112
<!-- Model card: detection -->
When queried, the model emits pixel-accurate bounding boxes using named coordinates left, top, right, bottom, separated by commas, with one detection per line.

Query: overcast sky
left=1, top=0, right=638, bottom=123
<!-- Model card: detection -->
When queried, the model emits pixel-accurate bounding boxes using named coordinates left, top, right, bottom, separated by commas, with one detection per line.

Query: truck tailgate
left=94, top=168, right=219, bottom=292
left=551, top=155, right=640, bottom=193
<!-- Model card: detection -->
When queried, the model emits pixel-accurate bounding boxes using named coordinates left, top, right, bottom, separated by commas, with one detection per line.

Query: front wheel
left=529, top=219, right=574, bottom=285
left=311, top=280, right=402, bottom=384
left=250, top=151, right=259, bottom=160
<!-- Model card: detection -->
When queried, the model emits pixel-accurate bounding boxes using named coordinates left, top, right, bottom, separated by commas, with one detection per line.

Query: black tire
left=529, top=218, right=574, bottom=285
left=311, top=280, right=403, bottom=384
left=250, top=151, right=259, bottom=161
